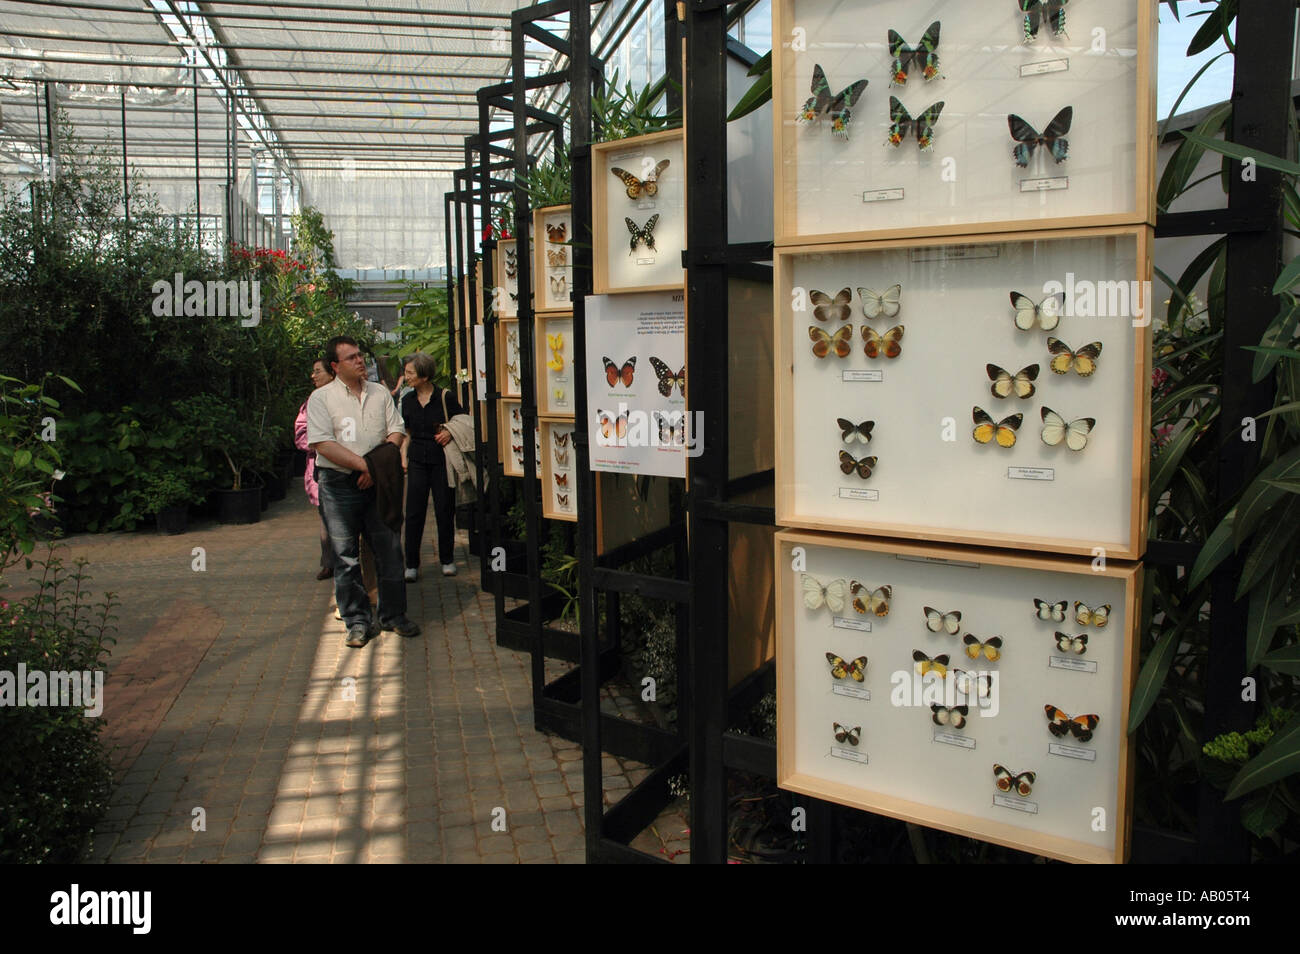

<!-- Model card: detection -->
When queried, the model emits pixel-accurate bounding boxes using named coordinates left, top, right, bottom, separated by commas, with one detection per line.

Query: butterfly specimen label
left=625, top=214, right=660, bottom=256
left=933, top=730, right=976, bottom=750
left=1007, top=466, right=1055, bottom=481
left=832, top=683, right=872, bottom=701
left=1009, top=106, right=1073, bottom=167
left=888, top=21, right=941, bottom=85
left=1047, top=741, right=1097, bottom=761
left=1019, top=58, right=1069, bottom=78
left=830, top=747, right=870, bottom=764
left=1047, top=655, right=1098, bottom=675
left=832, top=616, right=872, bottom=633
left=842, top=370, right=883, bottom=383
left=887, top=97, right=944, bottom=151
left=837, top=488, right=880, bottom=502
left=797, top=65, right=868, bottom=140
left=862, top=188, right=905, bottom=203
left=1018, top=176, right=1069, bottom=192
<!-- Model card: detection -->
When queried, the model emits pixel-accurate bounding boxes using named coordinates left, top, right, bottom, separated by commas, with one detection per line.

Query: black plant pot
left=215, top=486, right=262, bottom=525
left=264, top=468, right=287, bottom=502
left=156, top=505, right=188, bottom=535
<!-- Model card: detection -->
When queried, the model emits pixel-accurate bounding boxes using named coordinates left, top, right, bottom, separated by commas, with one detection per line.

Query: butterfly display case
left=541, top=420, right=578, bottom=522
left=496, top=318, right=522, bottom=399
left=776, top=529, right=1139, bottom=864
left=534, top=205, right=573, bottom=313
left=498, top=399, right=541, bottom=480
left=771, top=0, right=1156, bottom=246
left=592, top=128, right=687, bottom=295
left=775, top=225, right=1152, bottom=560
left=495, top=238, right=519, bottom=318
left=536, top=314, right=574, bottom=417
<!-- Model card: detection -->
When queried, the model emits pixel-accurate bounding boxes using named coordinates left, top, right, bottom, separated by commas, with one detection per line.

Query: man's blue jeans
left=317, top=467, right=406, bottom=629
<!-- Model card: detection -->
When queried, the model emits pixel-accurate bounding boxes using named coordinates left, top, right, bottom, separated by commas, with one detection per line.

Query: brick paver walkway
left=29, top=490, right=682, bottom=863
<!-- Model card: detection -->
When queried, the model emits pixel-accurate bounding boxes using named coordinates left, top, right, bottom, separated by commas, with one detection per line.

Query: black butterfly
left=626, top=214, right=660, bottom=255
left=649, top=357, right=685, bottom=397
left=1019, top=0, right=1068, bottom=42
left=889, top=21, right=941, bottom=85
left=1009, top=106, right=1072, bottom=167
left=797, top=65, right=868, bottom=140
left=887, top=96, right=944, bottom=151
left=837, top=418, right=874, bottom=444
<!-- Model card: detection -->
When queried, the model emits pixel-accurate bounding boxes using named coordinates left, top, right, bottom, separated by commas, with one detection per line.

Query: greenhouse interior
left=0, top=0, right=1297, bottom=891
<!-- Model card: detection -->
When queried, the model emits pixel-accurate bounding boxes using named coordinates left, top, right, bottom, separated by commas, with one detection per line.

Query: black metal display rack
left=442, top=0, right=1296, bottom=864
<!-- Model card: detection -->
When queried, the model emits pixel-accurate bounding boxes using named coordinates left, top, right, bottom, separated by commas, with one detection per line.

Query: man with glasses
left=307, top=335, right=421, bottom=647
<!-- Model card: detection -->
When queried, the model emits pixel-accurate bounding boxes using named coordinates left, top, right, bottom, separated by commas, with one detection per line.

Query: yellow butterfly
left=962, top=634, right=1003, bottom=661
left=826, top=653, right=868, bottom=682
left=972, top=407, right=1022, bottom=447
left=912, top=650, right=949, bottom=677
left=1074, top=601, right=1111, bottom=628
left=1047, top=337, right=1102, bottom=377
left=547, top=332, right=565, bottom=372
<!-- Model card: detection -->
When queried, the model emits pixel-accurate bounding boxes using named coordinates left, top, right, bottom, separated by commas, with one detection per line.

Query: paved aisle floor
left=34, top=492, right=679, bottom=864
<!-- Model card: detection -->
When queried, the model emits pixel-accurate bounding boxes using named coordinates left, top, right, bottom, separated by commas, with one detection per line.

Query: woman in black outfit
left=400, top=351, right=465, bottom=580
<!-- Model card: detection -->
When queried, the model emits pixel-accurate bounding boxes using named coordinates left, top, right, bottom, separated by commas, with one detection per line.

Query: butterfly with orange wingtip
left=972, top=407, right=1022, bottom=447
left=1045, top=705, right=1099, bottom=743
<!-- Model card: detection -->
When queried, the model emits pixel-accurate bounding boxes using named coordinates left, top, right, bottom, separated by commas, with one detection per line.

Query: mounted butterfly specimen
left=546, top=248, right=567, bottom=267
left=811, top=287, right=853, bottom=323
left=649, top=357, right=685, bottom=397
left=611, top=159, right=670, bottom=200
left=1040, top=406, right=1094, bottom=451
left=556, top=492, right=570, bottom=508
left=1009, top=106, right=1073, bottom=167
left=555, top=472, right=569, bottom=487
left=797, top=64, right=868, bottom=140
left=549, top=275, right=567, bottom=297
left=626, top=214, right=660, bottom=255
left=505, top=258, right=517, bottom=279
left=863, top=324, right=904, bottom=359
left=954, top=668, right=992, bottom=699
left=923, top=606, right=961, bottom=635
left=987, top=363, right=1039, bottom=400
left=554, top=448, right=570, bottom=468
left=993, top=764, right=1035, bottom=797
left=1053, top=631, right=1088, bottom=655
left=1045, top=705, right=1099, bottom=743
left=963, top=634, right=1004, bottom=662
left=507, top=329, right=519, bottom=351
left=602, top=356, right=636, bottom=388
left=833, top=723, right=862, bottom=746
left=506, top=361, right=521, bottom=390
left=547, top=333, right=565, bottom=372
left=913, top=650, right=949, bottom=677
left=803, top=575, right=849, bottom=615
left=1047, top=337, right=1102, bottom=376
left=809, top=325, right=853, bottom=359
left=839, top=451, right=877, bottom=480
left=1034, top=598, right=1068, bottom=622
left=1019, top=0, right=1068, bottom=42
left=850, top=581, right=891, bottom=616
left=1074, top=601, right=1110, bottom=628
left=931, top=704, right=968, bottom=729
left=887, top=97, right=944, bottom=151
left=889, top=22, right=941, bottom=85
left=545, top=222, right=567, bottom=243
left=826, top=652, right=868, bottom=682
left=505, top=247, right=517, bottom=264
left=553, top=431, right=570, bottom=448
left=597, top=409, right=629, bottom=440
left=972, top=407, right=1023, bottom=448
left=1011, top=290, right=1065, bottom=331
left=657, top=411, right=685, bottom=446
left=859, top=284, right=901, bottom=320
left=838, top=418, right=875, bottom=444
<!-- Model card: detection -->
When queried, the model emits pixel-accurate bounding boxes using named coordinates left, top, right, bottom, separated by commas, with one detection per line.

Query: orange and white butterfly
left=1045, top=705, right=1099, bottom=743
left=972, top=407, right=1022, bottom=447
left=1074, top=601, right=1111, bottom=628
left=809, top=324, right=852, bottom=358
left=833, top=723, right=861, bottom=746
left=923, top=606, right=961, bottom=635
left=850, top=582, right=891, bottom=616
left=1047, top=337, right=1102, bottom=376
left=862, top=324, right=904, bottom=359
left=993, top=764, right=1035, bottom=797
left=826, top=652, right=868, bottom=681
left=597, top=409, right=629, bottom=441
left=962, top=634, right=1003, bottom=661
left=602, top=356, right=636, bottom=388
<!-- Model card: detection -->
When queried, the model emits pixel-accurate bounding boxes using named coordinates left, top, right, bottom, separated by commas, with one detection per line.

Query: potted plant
left=139, top=467, right=202, bottom=534
left=175, top=394, right=265, bottom=524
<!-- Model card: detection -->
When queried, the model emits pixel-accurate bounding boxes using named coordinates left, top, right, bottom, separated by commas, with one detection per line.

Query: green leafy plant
left=591, top=72, right=680, bottom=144
left=0, top=373, right=74, bottom=573
left=523, top=152, right=573, bottom=208
left=728, top=51, right=772, bottom=123
left=395, top=283, right=452, bottom=388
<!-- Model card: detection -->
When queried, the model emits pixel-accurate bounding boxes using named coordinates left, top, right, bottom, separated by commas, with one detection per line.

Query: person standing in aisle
left=294, top=357, right=337, bottom=580
left=308, top=336, right=420, bottom=648
left=400, top=351, right=464, bottom=580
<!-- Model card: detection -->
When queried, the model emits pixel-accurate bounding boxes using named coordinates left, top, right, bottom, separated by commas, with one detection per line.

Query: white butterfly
left=952, top=668, right=992, bottom=699
left=923, top=606, right=961, bottom=635
left=1033, top=598, right=1067, bottom=622
left=1040, top=406, right=1095, bottom=451
left=858, top=283, right=901, bottom=320
left=1054, top=632, right=1089, bottom=655
left=1010, top=290, right=1064, bottom=331
left=802, top=575, right=848, bottom=615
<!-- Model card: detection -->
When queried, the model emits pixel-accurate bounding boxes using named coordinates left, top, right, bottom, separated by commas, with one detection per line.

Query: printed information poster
left=585, top=290, right=688, bottom=478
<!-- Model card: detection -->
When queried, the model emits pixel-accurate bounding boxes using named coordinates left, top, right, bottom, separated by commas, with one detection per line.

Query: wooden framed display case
left=536, top=313, right=575, bottom=417
left=770, top=0, right=1157, bottom=246
left=540, top=419, right=577, bottom=521
left=775, top=528, right=1140, bottom=864
left=774, top=224, right=1153, bottom=560
left=592, top=128, right=687, bottom=294
left=499, top=399, right=540, bottom=479
left=534, top=205, right=574, bottom=313
left=495, top=238, right=520, bottom=318
left=496, top=318, right=522, bottom=399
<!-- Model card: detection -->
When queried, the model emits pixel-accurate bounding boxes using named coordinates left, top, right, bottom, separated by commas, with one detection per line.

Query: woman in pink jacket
left=295, top=357, right=337, bottom=580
